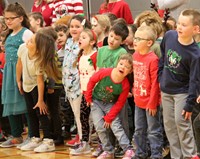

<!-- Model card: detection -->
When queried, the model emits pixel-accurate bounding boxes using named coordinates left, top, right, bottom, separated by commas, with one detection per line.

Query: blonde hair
left=94, top=14, right=111, bottom=34
left=137, top=26, right=157, bottom=43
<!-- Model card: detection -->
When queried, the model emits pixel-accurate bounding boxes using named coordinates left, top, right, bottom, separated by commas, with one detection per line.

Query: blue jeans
left=134, top=106, right=163, bottom=158
left=91, top=99, right=131, bottom=153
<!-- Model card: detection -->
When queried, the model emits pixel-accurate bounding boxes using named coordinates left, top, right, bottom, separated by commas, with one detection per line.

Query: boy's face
left=108, top=31, right=123, bottom=50
left=177, top=14, right=198, bottom=39
left=133, top=30, right=152, bottom=53
left=56, top=31, right=67, bottom=47
left=116, top=59, right=132, bottom=77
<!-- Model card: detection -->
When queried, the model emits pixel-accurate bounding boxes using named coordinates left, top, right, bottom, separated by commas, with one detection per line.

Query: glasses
left=4, top=16, right=20, bottom=21
left=134, top=37, right=150, bottom=42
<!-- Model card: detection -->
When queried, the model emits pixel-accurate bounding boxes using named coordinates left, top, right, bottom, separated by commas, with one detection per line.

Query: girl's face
left=26, top=34, right=36, bottom=53
left=4, top=12, right=23, bottom=30
left=69, top=19, right=84, bottom=41
left=56, top=31, right=67, bottom=47
left=92, top=23, right=103, bottom=36
left=116, top=59, right=132, bottom=77
left=78, top=31, right=93, bottom=50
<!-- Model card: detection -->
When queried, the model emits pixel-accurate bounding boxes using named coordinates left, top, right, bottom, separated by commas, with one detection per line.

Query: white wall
left=7, top=0, right=200, bottom=20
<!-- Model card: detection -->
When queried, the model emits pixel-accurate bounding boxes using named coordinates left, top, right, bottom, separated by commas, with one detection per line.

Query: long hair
left=35, top=27, right=61, bottom=81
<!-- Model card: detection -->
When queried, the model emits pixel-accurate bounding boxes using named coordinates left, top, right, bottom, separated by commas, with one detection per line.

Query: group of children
left=0, top=1, right=200, bottom=159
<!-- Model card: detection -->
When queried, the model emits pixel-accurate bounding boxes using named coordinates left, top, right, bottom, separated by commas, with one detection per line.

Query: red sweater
left=133, top=52, right=160, bottom=109
left=86, top=68, right=130, bottom=123
left=32, top=1, right=54, bottom=26
left=0, top=52, right=5, bottom=89
left=99, top=0, right=134, bottom=24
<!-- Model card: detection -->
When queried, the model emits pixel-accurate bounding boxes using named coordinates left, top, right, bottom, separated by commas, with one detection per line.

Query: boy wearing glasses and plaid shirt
left=133, top=25, right=163, bottom=159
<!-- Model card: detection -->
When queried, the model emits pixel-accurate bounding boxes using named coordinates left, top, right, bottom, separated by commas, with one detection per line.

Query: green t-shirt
left=97, top=46, right=127, bottom=68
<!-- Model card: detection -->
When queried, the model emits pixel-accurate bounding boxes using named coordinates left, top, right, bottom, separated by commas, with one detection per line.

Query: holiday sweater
left=159, top=30, right=200, bottom=112
left=133, top=52, right=160, bottom=109
left=85, top=68, right=130, bottom=123
left=79, top=51, right=97, bottom=93
left=99, top=0, right=134, bottom=24
left=52, top=0, right=84, bottom=23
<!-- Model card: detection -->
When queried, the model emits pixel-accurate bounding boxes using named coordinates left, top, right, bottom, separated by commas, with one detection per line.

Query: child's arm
left=147, top=57, right=160, bottom=115
left=33, top=75, right=48, bottom=115
left=104, top=79, right=130, bottom=123
left=16, top=58, right=23, bottom=95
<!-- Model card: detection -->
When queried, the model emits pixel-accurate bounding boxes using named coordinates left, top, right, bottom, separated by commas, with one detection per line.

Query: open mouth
left=119, top=70, right=124, bottom=74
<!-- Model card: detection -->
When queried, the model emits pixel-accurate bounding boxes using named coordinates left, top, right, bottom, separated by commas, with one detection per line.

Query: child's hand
left=128, top=92, right=132, bottom=98
left=48, top=88, right=54, bottom=94
left=182, top=110, right=192, bottom=120
left=33, top=101, right=48, bottom=115
left=196, top=95, right=200, bottom=103
left=17, top=81, right=24, bottom=95
left=86, top=102, right=93, bottom=107
left=103, top=121, right=111, bottom=129
left=146, top=108, right=157, bottom=116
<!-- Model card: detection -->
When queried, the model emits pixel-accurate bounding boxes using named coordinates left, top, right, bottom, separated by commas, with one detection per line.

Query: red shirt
left=0, top=52, right=5, bottom=89
left=99, top=0, right=134, bottom=24
left=133, top=52, right=160, bottom=109
left=32, top=1, right=54, bottom=26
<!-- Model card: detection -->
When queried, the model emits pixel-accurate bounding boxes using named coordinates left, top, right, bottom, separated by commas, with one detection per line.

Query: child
left=159, top=9, right=200, bottom=159
left=16, top=27, right=61, bottom=152
left=70, top=28, right=98, bottom=155
left=62, top=15, right=91, bottom=146
left=0, top=2, right=33, bottom=148
left=91, top=14, right=110, bottom=48
left=97, top=22, right=128, bottom=70
left=28, top=12, right=44, bottom=33
left=85, top=53, right=135, bottom=159
left=133, top=26, right=163, bottom=159
left=54, top=24, right=72, bottom=141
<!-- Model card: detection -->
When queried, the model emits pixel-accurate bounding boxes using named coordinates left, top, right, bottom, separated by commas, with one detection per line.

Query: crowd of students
left=0, top=0, right=200, bottom=159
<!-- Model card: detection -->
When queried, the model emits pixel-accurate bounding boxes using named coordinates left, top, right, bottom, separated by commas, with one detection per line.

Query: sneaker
left=34, top=138, right=55, bottom=153
left=66, top=134, right=79, bottom=146
left=115, top=146, right=124, bottom=158
left=97, top=151, right=114, bottom=159
left=17, top=137, right=31, bottom=149
left=70, top=141, right=91, bottom=155
left=92, top=144, right=103, bottom=157
left=21, top=137, right=42, bottom=151
left=0, top=137, right=23, bottom=148
left=122, top=149, right=135, bottom=159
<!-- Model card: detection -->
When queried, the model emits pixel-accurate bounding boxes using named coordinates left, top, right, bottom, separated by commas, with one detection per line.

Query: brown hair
left=35, top=27, right=61, bottom=81
left=28, top=12, right=44, bottom=27
left=181, top=9, right=200, bottom=26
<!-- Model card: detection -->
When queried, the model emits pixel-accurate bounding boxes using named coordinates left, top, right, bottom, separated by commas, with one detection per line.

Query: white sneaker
left=70, top=141, right=91, bottom=155
left=21, top=137, right=42, bottom=151
left=34, top=138, right=55, bottom=153
left=17, top=137, right=31, bottom=149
